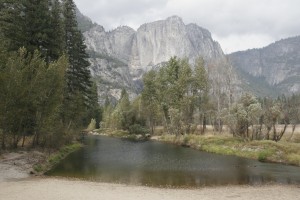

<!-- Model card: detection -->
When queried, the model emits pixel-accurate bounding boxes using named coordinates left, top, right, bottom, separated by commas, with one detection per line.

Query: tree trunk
left=251, top=125, right=255, bottom=140
left=22, top=134, right=26, bottom=148
left=246, top=122, right=249, bottom=138
left=265, top=126, right=271, bottom=140
left=150, top=116, right=154, bottom=135
left=288, top=124, right=296, bottom=141
left=272, top=124, right=277, bottom=141
left=258, top=123, right=263, bottom=139
left=1, top=131, right=6, bottom=150
left=202, top=114, right=206, bottom=134
left=276, top=123, right=288, bottom=142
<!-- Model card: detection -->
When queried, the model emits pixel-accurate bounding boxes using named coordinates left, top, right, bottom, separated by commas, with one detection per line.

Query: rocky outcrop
left=80, top=15, right=230, bottom=102
left=129, top=16, right=224, bottom=81
left=229, top=36, right=300, bottom=95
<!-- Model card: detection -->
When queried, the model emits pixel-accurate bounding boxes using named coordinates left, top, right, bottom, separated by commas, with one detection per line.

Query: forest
left=0, top=0, right=100, bottom=149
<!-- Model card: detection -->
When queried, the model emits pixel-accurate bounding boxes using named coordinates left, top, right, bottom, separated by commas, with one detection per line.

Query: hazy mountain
left=229, top=36, right=300, bottom=96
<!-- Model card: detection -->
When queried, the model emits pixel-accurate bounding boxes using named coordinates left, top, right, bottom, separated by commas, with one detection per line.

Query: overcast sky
left=74, top=0, right=300, bottom=53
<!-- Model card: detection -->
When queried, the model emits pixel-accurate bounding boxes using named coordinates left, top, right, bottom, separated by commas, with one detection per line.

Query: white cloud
left=213, top=34, right=274, bottom=54
left=74, top=0, right=300, bottom=53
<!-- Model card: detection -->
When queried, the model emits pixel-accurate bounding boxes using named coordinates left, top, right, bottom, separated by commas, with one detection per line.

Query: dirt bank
left=0, top=178, right=300, bottom=200
left=0, top=151, right=46, bottom=181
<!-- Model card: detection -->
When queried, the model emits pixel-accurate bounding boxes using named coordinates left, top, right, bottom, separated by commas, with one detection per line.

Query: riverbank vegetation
left=99, top=56, right=300, bottom=165
left=157, top=133, right=300, bottom=166
left=101, top=56, right=300, bottom=142
left=33, top=142, right=83, bottom=173
left=0, top=0, right=101, bottom=150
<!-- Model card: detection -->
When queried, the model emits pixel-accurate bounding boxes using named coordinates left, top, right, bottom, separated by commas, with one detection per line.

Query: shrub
left=129, top=124, right=149, bottom=135
left=258, top=151, right=269, bottom=162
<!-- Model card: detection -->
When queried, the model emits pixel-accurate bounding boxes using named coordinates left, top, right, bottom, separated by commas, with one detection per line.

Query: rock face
left=130, top=16, right=223, bottom=67
left=229, top=36, right=300, bottom=96
left=81, top=15, right=226, bottom=102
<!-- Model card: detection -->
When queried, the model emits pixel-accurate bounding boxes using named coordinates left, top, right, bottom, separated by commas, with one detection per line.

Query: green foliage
left=101, top=89, right=148, bottom=133
left=287, top=153, right=300, bottom=166
left=0, top=0, right=62, bottom=61
left=141, top=57, right=209, bottom=135
left=141, top=70, right=160, bottom=134
left=223, top=93, right=262, bottom=138
left=258, top=151, right=269, bottom=162
left=61, top=0, right=93, bottom=131
left=0, top=0, right=98, bottom=149
left=128, top=124, right=149, bottom=135
left=0, top=48, right=69, bottom=148
left=34, top=142, right=82, bottom=173
left=158, top=134, right=300, bottom=166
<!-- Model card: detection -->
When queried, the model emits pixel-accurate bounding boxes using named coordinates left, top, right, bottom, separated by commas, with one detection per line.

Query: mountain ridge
left=78, top=12, right=228, bottom=102
left=229, top=35, right=300, bottom=96
left=76, top=8, right=300, bottom=100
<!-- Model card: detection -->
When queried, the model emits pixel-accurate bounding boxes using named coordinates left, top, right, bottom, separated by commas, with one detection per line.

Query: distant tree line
left=101, top=57, right=300, bottom=142
left=0, top=0, right=100, bottom=149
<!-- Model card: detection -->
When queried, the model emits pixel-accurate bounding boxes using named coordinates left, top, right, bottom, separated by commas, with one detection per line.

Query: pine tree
left=0, top=0, right=25, bottom=51
left=62, top=0, right=91, bottom=97
left=22, top=0, right=53, bottom=60
left=48, top=0, right=65, bottom=61
left=0, top=0, right=58, bottom=61
left=62, top=0, right=92, bottom=128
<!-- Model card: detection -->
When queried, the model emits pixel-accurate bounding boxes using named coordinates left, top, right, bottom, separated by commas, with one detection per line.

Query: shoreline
left=1, top=137, right=300, bottom=200
left=154, top=134, right=300, bottom=166
left=91, top=131, right=300, bottom=167
left=1, top=177, right=300, bottom=200
left=0, top=143, right=82, bottom=182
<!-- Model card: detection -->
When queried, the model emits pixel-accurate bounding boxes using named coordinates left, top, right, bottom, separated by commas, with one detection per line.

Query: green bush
left=129, top=124, right=149, bottom=135
left=258, top=151, right=268, bottom=162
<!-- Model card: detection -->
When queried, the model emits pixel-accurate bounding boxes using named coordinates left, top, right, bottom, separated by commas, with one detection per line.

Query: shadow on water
left=46, top=135, right=300, bottom=187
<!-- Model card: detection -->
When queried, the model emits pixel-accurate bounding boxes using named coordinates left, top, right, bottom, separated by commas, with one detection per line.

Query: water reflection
left=47, top=136, right=300, bottom=187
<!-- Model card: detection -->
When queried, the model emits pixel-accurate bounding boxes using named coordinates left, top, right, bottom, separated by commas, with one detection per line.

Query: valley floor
left=1, top=178, right=300, bottom=200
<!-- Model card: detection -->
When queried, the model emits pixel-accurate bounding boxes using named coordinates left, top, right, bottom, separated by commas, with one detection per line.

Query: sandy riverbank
left=0, top=151, right=46, bottom=182
left=0, top=178, right=300, bottom=200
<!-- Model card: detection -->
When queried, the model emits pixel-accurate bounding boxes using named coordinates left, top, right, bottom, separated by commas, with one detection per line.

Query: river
left=47, top=135, right=300, bottom=187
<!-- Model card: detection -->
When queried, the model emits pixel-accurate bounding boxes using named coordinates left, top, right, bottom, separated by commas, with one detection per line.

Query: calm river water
left=47, top=135, right=300, bottom=187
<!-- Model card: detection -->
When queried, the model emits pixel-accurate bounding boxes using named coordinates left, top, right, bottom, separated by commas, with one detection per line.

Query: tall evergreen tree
left=0, top=0, right=60, bottom=61
left=0, top=0, right=24, bottom=51
left=62, top=0, right=92, bottom=127
left=22, top=0, right=53, bottom=60
left=48, top=0, right=65, bottom=61
left=63, top=0, right=91, bottom=96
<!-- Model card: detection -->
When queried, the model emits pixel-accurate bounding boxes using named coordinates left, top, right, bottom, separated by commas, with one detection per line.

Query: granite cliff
left=79, top=15, right=227, bottom=102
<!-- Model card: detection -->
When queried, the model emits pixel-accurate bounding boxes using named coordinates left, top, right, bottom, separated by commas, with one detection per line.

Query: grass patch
left=33, top=143, right=83, bottom=173
left=156, top=134, right=300, bottom=166
left=287, top=154, right=300, bottom=165
left=33, top=164, right=43, bottom=173
left=47, top=143, right=82, bottom=166
left=258, top=151, right=269, bottom=162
